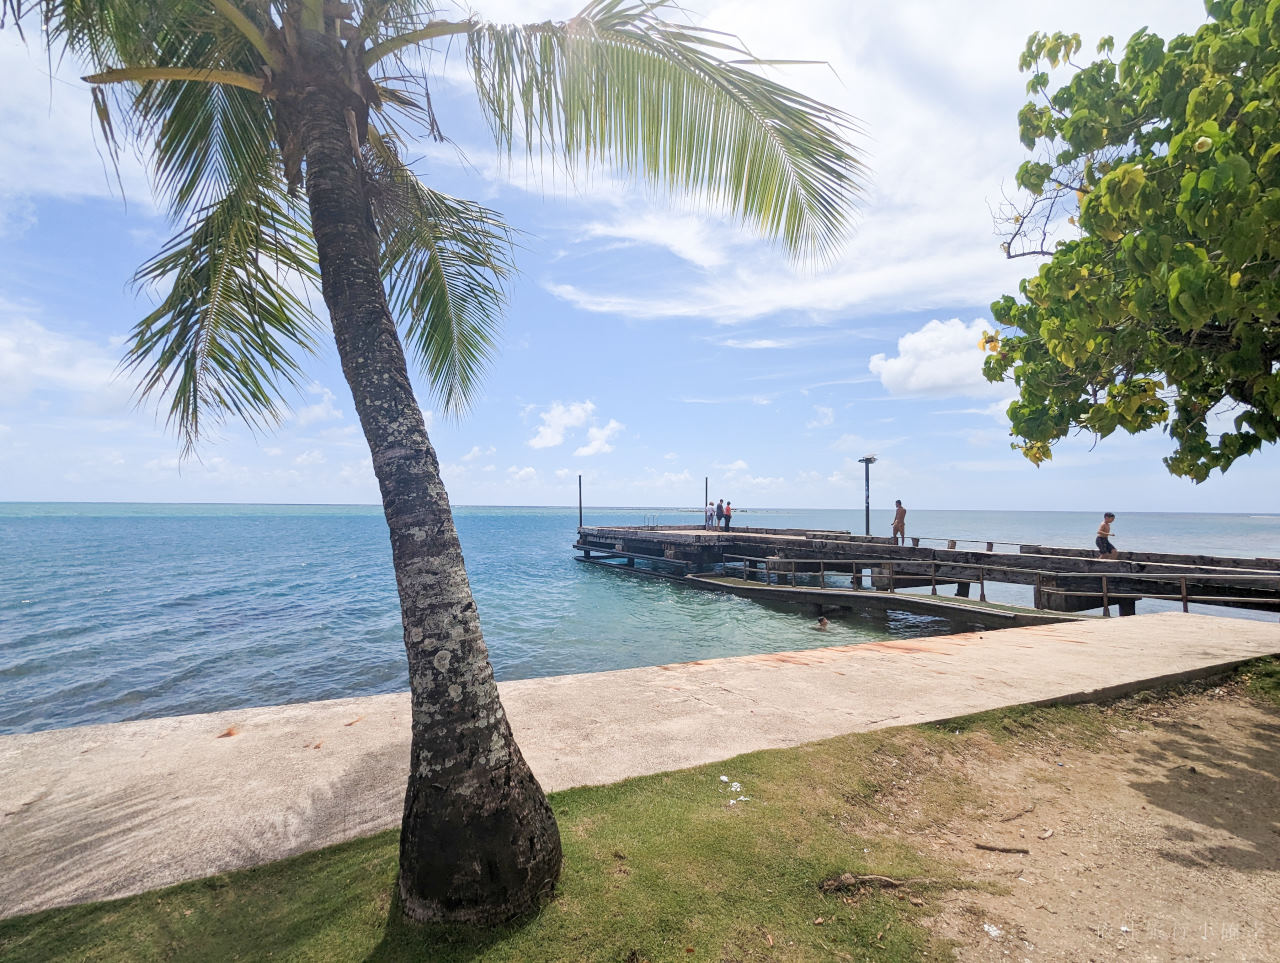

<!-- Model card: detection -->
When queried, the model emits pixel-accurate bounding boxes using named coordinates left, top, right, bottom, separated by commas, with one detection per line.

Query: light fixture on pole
left=857, top=455, right=877, bottom=537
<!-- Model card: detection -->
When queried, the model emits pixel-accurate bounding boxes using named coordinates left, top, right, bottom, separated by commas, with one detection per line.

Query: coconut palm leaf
left=464, top=0, right=865, bottom=263
left=123, top=179, right=321, bottom=452
left=364, top=131, right=514, bottom=417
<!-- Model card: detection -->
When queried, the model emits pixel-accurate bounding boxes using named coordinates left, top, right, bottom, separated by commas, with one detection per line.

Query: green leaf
left=466, top=0, right=866, bottom=264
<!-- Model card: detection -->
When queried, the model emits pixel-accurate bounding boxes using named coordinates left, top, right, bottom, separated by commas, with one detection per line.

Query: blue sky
left=1, top=0, right=1274, bottom=511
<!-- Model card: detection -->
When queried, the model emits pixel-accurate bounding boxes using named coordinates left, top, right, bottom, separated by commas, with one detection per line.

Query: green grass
left=5, top=659, right=1276, bottom=963
left=1, top=732, right=969, bottom=963
left=1240, top=656, right=1280, bottom=705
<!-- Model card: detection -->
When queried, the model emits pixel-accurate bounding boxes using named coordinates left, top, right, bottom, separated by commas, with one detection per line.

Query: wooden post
left=578, top=474, right=583, bottom=528
left=986, top=541, right=994, bottom=553
left=887, top=561, right=895, bottom=593
left=820, top=561, right=825, bottom=589
left=930, top=561, right=937, bottom=596
left=1181, top=576, right=1188, bottom=613
left=1034, top=573, right=1042, bottom=610
left=979, top=566, right=986, bottom=602
left=911, top=537, right=920, bottom=548
left=1102, top=575, right=1110, bottom=617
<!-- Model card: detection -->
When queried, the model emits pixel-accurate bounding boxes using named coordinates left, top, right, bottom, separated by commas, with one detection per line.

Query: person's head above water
left=1104, top=512, right=1116, bottom=520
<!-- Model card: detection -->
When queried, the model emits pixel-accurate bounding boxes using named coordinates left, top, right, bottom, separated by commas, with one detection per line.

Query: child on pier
left=1096, top=512, right=1119, bottom=559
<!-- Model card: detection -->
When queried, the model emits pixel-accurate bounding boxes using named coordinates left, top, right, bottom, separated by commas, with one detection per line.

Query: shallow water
left=1, top=503, right=1275, bottom=734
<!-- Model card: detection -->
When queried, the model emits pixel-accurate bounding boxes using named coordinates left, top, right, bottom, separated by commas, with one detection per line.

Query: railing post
left=931, top=561, right=937, bottom=596
left=1181, top=576, right=1188, bottom=613
left=1034, top=573, right=1042, bottom=610
left=820, top=561, right=825, bottom=589
left=979, top=566, right=986, bottom=602
left=888, top=561, right=895, bottom=593
left=1102, top=575, right=1110, bottom=617
left=986, top=541, right=994, bottom=552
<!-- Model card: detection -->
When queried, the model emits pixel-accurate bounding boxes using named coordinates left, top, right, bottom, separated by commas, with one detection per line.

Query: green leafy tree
left=987, top=0, right=1280, bottom=480
left=1, top=0, right=864, bottom=924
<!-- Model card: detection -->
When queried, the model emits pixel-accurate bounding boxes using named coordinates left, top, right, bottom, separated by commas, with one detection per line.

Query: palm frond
left=365, top=131, right=513, bottom=417
left=465, top=0, right=866, bottom=263
left=123, top=177, right=322, bottom=452
left=41, top=0, right=278, bottom=217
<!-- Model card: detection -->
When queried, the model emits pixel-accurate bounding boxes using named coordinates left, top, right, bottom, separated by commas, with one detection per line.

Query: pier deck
left=686, top=573, right=1086, bottom=627
left=575, top=525, right=1280, bottom=617
left=3, top=613, right=1280, bottom=919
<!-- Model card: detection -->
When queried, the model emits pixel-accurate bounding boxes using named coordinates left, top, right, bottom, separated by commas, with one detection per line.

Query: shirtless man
left=1096, top=512, right=1119, bottom=559
left=891, top=499, right=907, bottom=545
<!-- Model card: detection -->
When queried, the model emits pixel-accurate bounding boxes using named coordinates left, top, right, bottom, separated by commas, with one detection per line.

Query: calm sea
left=1, top=503, right=1276, bottom=735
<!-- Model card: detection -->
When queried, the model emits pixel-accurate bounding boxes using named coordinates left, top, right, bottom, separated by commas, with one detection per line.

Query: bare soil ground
left=866, top=684, right=1280, bottom=961
left=906, top=686, right=1274, bottom=957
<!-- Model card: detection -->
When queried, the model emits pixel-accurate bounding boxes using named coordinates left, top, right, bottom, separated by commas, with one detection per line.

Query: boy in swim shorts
left=1096, top=512, right=1118, bottom=559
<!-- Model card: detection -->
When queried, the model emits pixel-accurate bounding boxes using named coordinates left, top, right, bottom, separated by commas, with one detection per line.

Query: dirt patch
left=866, top=685, right=1280, bottom=960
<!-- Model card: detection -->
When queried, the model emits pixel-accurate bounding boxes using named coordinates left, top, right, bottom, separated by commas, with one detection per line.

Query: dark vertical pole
left=863, top=460, right=870, bottom=537
left=705, top=476, right=708, bottom=512
left=578, top=474, right=582, bottom=528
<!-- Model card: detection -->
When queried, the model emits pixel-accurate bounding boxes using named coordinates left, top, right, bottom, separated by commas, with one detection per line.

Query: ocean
left=1, top=503, right=1276, bottom=735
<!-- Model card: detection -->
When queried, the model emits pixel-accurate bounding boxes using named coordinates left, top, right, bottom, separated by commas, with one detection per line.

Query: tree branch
left=83, top=66, right=266, bottom=95
left=366, top=20, right=471, bottom=66
left=210, top=0, right=282, bottom=70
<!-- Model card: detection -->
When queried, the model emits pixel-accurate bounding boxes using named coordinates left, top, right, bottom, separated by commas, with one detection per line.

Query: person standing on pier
left=724, top=501, right=733, bottom=529
left=1096, top=512, right=1119, bottom=559
left=705, top=502, right=716, bottom=530
left=892, top=499, right=907, bottom=545
left=716, top=499, right=725, bottom=528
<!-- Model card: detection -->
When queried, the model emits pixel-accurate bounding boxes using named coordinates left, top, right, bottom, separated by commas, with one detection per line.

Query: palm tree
left=3, top=0, right=865, bottom=924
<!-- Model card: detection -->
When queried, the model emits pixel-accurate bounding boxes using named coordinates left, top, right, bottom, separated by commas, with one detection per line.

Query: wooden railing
left=721, top=554, right=1280, bottom=617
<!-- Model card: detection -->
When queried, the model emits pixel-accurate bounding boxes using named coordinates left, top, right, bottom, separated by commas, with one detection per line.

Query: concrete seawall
left=3, top=611, right=1279, bottom=919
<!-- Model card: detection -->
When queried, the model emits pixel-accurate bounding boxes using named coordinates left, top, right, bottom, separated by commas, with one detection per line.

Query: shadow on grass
left=362, top=887, right=549, bottom=963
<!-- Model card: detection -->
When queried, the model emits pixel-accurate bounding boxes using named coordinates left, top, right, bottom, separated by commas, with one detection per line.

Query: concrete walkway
left=3, top=611, right=1279, bottom=919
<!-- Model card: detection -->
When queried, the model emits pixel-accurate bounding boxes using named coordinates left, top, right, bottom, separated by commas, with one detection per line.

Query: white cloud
left=462, top=444, right=496, bottom=461
left=807, top=405, right=834, bottom=428
left=649, top=469, right=693, bottom=487
left=574, top=418, right=623, bottom=456
left=869, top=318, right=1008, bottom=399
left=507, top=465, right=537, bottom=483
left=0, top=196, right=35, bottom=238
left=528, top=400, right=595, bottom=448
left=719, top=338, right=789, bottom=349
left=0, top=34, right=152, bottom=210
left=580, top=211, right=732, bottom=270
left=718, top=459, right=749, bottom=472
left=0, top=313, right=125, bottom=406
left=293, top=449, right=325, bottom=466
left=294, top=385, right=343, bottom=426
left=831, top=433, right=902, bottom=455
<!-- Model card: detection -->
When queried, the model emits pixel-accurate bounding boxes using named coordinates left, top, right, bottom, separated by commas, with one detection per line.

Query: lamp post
left=857, top=455, right=877, bottom=536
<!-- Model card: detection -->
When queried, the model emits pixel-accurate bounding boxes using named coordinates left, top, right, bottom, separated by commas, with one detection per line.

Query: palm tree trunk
left=287, top=31, right=560, bottom=925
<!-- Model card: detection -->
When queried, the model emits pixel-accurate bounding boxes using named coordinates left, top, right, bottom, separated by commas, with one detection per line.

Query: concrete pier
left=2, top=612, right=1279, bottom=919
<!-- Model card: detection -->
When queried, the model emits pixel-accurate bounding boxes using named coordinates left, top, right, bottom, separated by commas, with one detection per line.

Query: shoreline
left=4, top=611, right=1279, bottom=919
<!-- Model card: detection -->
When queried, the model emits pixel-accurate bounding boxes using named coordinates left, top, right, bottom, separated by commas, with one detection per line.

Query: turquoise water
left=1, top=503, right=1276, bottom=735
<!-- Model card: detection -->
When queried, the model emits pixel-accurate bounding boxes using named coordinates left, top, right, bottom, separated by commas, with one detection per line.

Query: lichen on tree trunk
left=287, top=30, right=560, bottom=925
